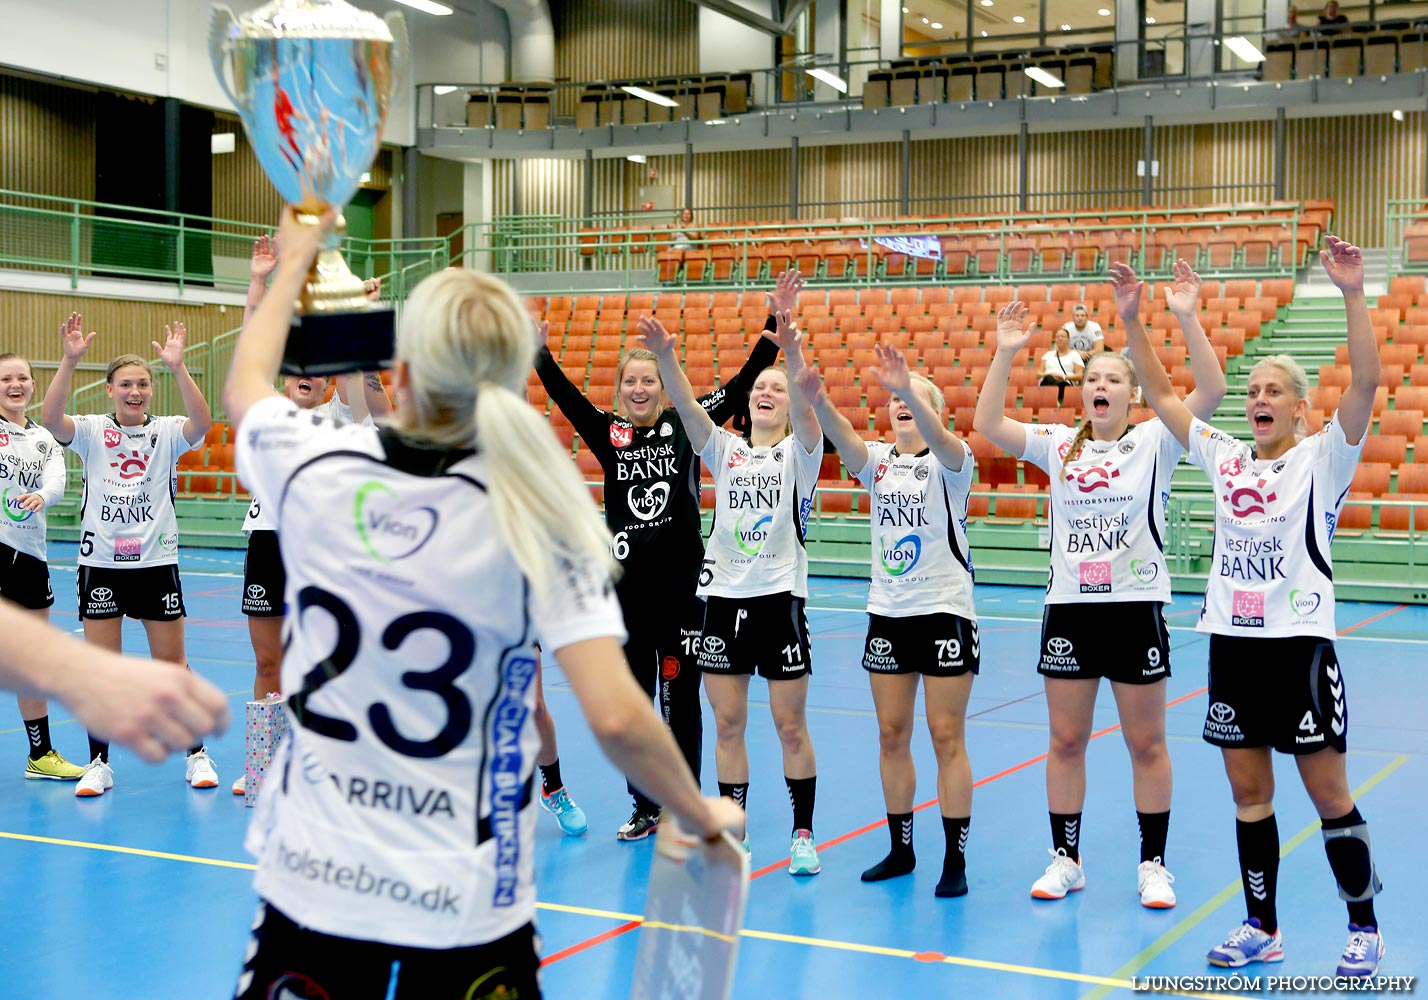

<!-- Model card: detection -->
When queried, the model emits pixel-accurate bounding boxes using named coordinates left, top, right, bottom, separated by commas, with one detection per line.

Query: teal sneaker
left=740, top=833, right=751, bottom=856
left=789, top=829, right=821, bottom=876
left=540, top=786, right=589, bottom=837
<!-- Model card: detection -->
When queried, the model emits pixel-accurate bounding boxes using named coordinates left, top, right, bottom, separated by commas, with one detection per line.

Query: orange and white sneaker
left=185, top=749, right=219, bottom=789
left=231, top=774, right=247, bottom=796
left=1137, top=857, right=1177, bottom=908
left=75, top=757, right=114, bottom=798
left=1031, top=848, right=1085, bottom=899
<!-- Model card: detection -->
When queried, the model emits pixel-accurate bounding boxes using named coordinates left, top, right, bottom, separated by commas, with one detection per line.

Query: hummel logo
left=1063, top=818, right=1080, bottom=848
left=958, top=826, right=970, bottom=852
left=899, top=818, right=914, bottom=846
left=1247, top=870, right=1267, bottom=901
left=25, top=723, right=41, bottom=749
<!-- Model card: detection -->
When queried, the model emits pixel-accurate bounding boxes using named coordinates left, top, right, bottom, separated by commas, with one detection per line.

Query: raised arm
left=795, top=365, right=867, bottom=474
left=1321, top=236, right=1377, bottom=445
left=1162, top=257, right=1228, bottom=421
left=41, top=313, right=97, bottom=445
left=972, top=302, right=1033, bottom=457
left=765, top=309, right=822, bottom=453
left=702, top=269, right=800, bottom=423
left=241, top=234, right=277, bottom=328
left=154, top=322, right=212, bottom=446
left=637, top=316, right=715, bottom=452
left=1112, top=262, right=1192, bottom=448
left=869, top=342, right=966, bottom=472
left=225, top=208, right=327, bottom=427
left=532, top=321, right=610, bottom=444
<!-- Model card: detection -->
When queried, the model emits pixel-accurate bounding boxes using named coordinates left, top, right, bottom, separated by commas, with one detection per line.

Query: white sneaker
left=1031, top=847, right=1086, bottom=899
left=1337, top=924, right=1385, bottom=978
left=75, top=756, right=114, bottom=798
left=1137, top=857, right=1177, bottom=909
left=185, top=748, right=219, bottom=789
left=231, top=774, right=246, bottom=796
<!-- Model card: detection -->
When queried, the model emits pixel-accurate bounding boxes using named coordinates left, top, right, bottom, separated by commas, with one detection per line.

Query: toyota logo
left=90, top=587, right=113, bottom=602
left=247, top=585, right=266, bottom=600
left=1046, top=636, right=1073, bottom=656
left=869, top=637, right=892, bottom=657
left=702, top=636, right=726, bottom=655
left=1209, top=702, right=1236, bottom=724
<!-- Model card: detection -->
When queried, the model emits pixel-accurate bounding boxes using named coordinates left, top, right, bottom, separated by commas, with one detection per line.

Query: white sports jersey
left=854, top=441, right=976, bottom=619
left=236, top=395, right=625, bottom=948
left=1187, top=416, right=1362, bottom=639
left=68, top=414, right=195, bottom=567
left=244, top=398, right=349, bottom=533
left=698, top=428, right=821, bottom=600
left=1021, top=418, right=1184, bottom=604
left=1061, top=320, right=1104, bottom=354
left=0, top=417, right=65, bottom=561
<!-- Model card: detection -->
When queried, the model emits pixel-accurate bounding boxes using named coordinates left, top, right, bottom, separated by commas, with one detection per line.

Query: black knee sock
left=1050, top=811, right=1082, bottom=859
left=1137, top=810, right=1170, bottom=865
left=88, top=736, right=109, bottom=765
left=24, top=715, right=52, bottom=760
left=188, top=745, right=203, bottom=757
left=1322, top=806, right=1379, bottom=928
left=539, top=760, right=563, bottom=796
left=861, top=812, right=915, bottom=882
left=1236, top=814, right=1280, bottom=933
left=718, top=781, right=749, bottom=811
left=935, top=816, right=971, bottom=898
left=785, top=775, right=816, bottom=835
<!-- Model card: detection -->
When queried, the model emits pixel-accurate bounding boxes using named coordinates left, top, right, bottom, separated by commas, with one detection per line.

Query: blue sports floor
left=0, top=543, right=1423, bottom=999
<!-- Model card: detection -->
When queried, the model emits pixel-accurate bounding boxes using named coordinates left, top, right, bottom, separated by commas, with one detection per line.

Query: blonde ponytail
left=475, top=382, right=613, bottom=596
left=1065, top=419, right=1096, bottom=464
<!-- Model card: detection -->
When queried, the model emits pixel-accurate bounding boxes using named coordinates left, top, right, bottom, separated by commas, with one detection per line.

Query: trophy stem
left=295, top=212, right=370, bottom=314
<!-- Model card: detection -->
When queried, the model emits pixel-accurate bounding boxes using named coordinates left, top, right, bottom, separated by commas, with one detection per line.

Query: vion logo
left=735, top=513, right=773, bottom=555
left=353, top=481, right=439, bottom=564
left=1290, top=590, right=1322, bottom=617
left=1, top=488, right=33, bottom=523
left=880, top=533, right=921, bottom=576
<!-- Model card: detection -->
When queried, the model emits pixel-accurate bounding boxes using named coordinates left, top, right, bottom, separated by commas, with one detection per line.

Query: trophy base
left=282, top=308, right=396, bottom=376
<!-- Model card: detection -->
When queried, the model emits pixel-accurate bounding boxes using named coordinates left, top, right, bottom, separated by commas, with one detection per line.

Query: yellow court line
left=1078, top=754, right=1410, bottom=1000
left=0, top=830, right=258, bottom=871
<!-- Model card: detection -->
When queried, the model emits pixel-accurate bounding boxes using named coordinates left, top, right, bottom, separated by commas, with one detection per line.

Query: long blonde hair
left=390, top=269, right=613, bottom=593
left=1065, top=351, right=1140, bottom=463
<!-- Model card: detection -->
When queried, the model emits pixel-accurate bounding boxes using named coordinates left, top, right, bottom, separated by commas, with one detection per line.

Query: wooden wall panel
left=552, top=0, right=700, bottom=116
left=1028, top=127, right=1143, bottom=213
left=909, top=135, right=1020, bottom=217
left=0, top=72, right=96, bottom=202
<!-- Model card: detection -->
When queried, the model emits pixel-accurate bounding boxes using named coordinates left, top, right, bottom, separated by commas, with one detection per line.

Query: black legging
left=617, top=577, right=705, bottom=812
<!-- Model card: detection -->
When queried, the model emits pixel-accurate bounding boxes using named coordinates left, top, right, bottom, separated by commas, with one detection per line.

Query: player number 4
left=1299, top=710, right=1317, bottom=733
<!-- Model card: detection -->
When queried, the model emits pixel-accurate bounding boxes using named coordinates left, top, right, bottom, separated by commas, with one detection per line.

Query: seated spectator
left=1318, top=0, right=1348, bottom=32
left=1061, top=303, right=1105, bottom=360
left=1039, top=328, right=1085, bottom=403
left=1275, top=5, right=1305, bottom=39
left=670, top=207, right=698, bottom=250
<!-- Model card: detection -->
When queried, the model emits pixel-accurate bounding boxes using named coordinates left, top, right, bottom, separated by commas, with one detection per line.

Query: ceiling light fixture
left=806, top=67, right=849, bottom=92
left=433, top=85, right=458, bottom=95
left=931, top=21, right=943, bottom=29
left=621, top=85, right=679, bottom=107
left=1025, top=66, right=1065, bottom=88
left=626, top=154, right=647, bottom=163
left=1223, top=35, right=1266, bottom=62
left=1060, top=23, right=1071, bottom=31
left=1393, top=108, right=1406, bottom=122
left=392, top=0, right=452, bottom=15
left=1097, top=7, right=1111, bottom=15
left=1013, top=15, right=1025, bottom=23
left=1146, top=16, right=1157, bottom=23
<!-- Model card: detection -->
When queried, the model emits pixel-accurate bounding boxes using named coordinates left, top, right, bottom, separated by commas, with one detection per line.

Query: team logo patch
left=247, top=584, right=266, bottom=601
left=1079, top=560, right=1111, bottom=593
left=0, top=432, right=8, bottom=448
left=1065, top=461, right=1119, bottom=493
left=103, top=427, right=123, bottom=449
left=1232, top=590, right=1265, bottom=627
left=353, top=481, right=439, bottom=563
left=661, top=655, right=680, bottom=680
left=110, top=449, right=150, bottom=480
left=1289, top=589, right=1321, bottom=616
left=659, top=423, right=673, bottom=437
left=628, top=482, right=670, bottom=522
left=728, top=450, right=749, bottom=469
left=113, top=537, right=141, bottom=562
left=1209, top=702, right=1236, bottom=724
left=869, top=637, right=892, bottom=657
left=914, top=464, right=929, bottom=481
left=609, top=422, right=633, bottom=448
left=702, top=636, right=726, bottom=655
left=1272, top=460, right=1286, bottom=473
left=1046, top=636, right=1073, bottom=657
left=874, top=462, right=889, bottom=483
left=1117, top=438, right=1136, bottom=455
left=90, top=587, right=113, bottom=602
left=1223, top=478, right=1277, bottom=518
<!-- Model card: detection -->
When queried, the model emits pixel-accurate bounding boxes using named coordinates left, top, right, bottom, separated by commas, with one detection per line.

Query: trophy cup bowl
left=211, top=0, right=408, bottom=374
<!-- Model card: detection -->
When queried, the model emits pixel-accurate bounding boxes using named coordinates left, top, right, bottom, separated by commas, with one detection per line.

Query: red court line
left=1338, top=604, right=1407, bottom=636
left=543, top=683, right=1210, bottom=966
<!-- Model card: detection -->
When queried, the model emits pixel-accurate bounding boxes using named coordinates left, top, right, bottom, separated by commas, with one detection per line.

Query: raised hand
left=533, top=318, right=550, bottom=351
left=276, top=205, right=334, bottom=273
left=993, top=301, right=1036, bottom=353
left=250, top=234, right=278, bottom=280
left=869, top=341, right=912, bottom=396
left=767, top=268, right=804, bottom=316
left=1320, top=235, right=1364, bottom=293
left=793, top=363, right=826, bottom=406
left=1162, top=257, right=1201, bottom=315
left=363, top=277, right=382, bottom=303
left=1108, top=261, right=1146, bottom=321
left=59, top=312, right=98, bottom=362
left=763, top=308, right=803, bottom=354
left=635, top=315, right=677, bottom=356
left=153, top=322, right=187, bottom=369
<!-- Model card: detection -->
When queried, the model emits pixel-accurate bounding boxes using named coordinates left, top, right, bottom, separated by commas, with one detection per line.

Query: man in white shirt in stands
left=1061, top=304, right=1104, bottom=361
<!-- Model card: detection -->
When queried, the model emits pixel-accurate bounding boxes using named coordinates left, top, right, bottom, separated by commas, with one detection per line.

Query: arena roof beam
left=687, top=0, right=812, bottom=35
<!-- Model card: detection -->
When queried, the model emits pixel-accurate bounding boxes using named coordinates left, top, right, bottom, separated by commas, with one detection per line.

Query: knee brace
left=1322, top=822, right=1383, bottom=902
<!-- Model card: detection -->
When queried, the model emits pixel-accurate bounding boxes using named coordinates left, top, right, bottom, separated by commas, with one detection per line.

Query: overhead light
left=979, top=0, right=993, bottom=6
left=1097, top=7, right=1111, bottom=15
left=806, top=67, right=849, bottom=92
left=921, top=16, right=929, bottom=23
left=1013, top=15, right=1025, bottom=23
left=626, top=154, right=647, bottom=163
left=1146, top=16, right=1157, bottom=23
left=1393, top=108, right=1406, bottom=122
left=1060, top=23, right=1071, bottom=31
left=433, top=85, right=458, bottom=96
left=1025, top=66, right=1065, bottom=88
left=901, top=5, right=909, bottom=11
left=360, top=171, right=371, bottom=183
left=392, top=0, right=452, bottom=14
left=1224, top=35, right=1266, bottom=62
left=930, top=22, right=942, bottom=29
left=621, top=85, right=679, bottom=108
left=980, top=29, right=988, bottom=36
left=705, top=118, right=728, bottom=125
left=211, top=132, right=235, bottom=154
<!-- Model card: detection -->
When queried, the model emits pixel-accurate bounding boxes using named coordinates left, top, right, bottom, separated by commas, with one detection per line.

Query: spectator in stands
left=973, top=258, right=1227, bottom=912
left=797, top=343, right=979, bottom=898
left=1118, top=237, right=1387, bottom=980
left=1061, top=303, right=1105, bottom=361
left=1318, top=1, right=1348, bottom=31
left=670, top=208, right=698, bottom=250
left=1276, top=5, right=1305, bottom=38
left=1039, top=328, right=1085, bottom=403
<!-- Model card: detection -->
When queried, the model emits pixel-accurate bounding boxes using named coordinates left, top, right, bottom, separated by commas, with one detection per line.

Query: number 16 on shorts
left=630, top=817, right=750, bottom=1000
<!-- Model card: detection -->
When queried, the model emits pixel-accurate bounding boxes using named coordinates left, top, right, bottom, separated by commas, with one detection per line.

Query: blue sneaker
left=1207, top=918, right=1285, bottom=968
left=789, top=829, right=820, bottom=876
left=1337, top=925, right=1384, bottom=978
left=540, top=786, right=589, bottom=837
